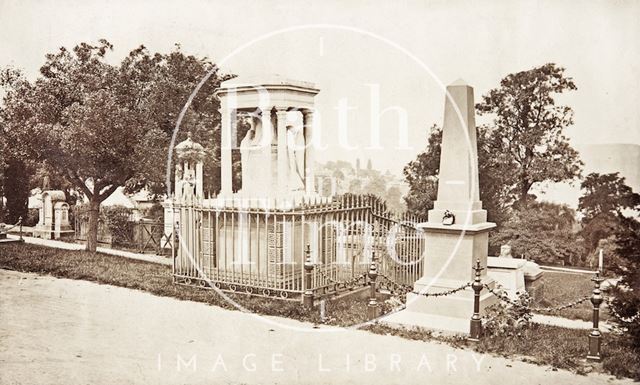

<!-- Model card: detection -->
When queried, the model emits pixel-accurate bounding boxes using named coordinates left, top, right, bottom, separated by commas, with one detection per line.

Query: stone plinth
left=384, top=224, right=497, bottom=334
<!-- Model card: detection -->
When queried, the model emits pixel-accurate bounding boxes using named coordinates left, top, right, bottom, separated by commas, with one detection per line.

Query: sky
left=1, top=0, right=639, bottom=177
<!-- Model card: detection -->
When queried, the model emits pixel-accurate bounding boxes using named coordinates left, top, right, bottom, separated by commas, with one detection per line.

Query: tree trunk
left=86, top=198, right=100, bottom=253
left=517, top=178, right=531, bottom=208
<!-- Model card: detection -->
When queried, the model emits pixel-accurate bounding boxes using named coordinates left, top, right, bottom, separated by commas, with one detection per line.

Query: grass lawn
left=532, top=271, right=613, bottom=322
left=0, top=242, right=637, bottom=380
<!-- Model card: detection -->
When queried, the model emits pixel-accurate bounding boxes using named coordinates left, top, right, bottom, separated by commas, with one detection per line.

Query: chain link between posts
left=377, top=273, right=471, bottom=297
left=605, top=296, right=640, bottom=324
left=377, top=262, right=639, bottom=320
left=483, top=283, right=591, bottom=313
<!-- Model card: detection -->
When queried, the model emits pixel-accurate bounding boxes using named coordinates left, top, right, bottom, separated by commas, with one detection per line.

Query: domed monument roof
left=175, top=132, right=205, bottom=160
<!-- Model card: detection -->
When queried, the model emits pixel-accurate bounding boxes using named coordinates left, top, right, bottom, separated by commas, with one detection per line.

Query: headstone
left=383, top=79, right=497, bottom=334
left=34, top=190, right=73, bottom=239
left=488, top=244, right=544, bottom=299
left=53, top=201, right=73, bottom=239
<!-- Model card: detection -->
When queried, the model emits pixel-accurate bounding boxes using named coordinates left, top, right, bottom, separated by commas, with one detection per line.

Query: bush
left=24, top=208, right=39, bottom=227
left=490, top=202, right=584, bottom=265
left=102, top=205, right=134, bottom=247
left=484, top=290, right=533, bottom=337
left=144, top=202, right=164, bottom=221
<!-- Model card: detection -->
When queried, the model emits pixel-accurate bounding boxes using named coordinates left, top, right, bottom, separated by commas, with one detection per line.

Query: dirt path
left=0, top=269, right=631, bottom=385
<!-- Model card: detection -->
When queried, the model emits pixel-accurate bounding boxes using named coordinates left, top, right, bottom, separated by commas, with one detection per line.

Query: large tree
left=403, top=125, right=440, bottom=219
left=0, top=40, right=227, bottom=251
left=0, top=69, right=34, bottom=224
left=490, top=201, right=582, bottom=264
left=579, top=172, right=640, bottom=251
left=610, top=216, right=640, bottom=350
left=476, top=63, right=582, bottom=207
left=579, top=172, right=640, bottom=222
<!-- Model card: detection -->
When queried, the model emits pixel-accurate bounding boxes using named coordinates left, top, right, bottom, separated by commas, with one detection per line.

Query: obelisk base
left=382, top=222, right=497, bottom=335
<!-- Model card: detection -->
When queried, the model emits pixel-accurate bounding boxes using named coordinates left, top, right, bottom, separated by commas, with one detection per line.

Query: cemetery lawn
left=532, top=271, right=613, bottom=322
left=0, top=243, right=637, bottom=380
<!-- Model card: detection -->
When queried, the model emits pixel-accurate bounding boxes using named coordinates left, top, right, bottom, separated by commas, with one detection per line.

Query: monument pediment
left=216, top=74, right=319, bottom=111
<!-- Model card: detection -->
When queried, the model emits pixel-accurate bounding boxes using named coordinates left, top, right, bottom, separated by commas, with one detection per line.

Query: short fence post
left=587, top=271, right=605, bottom=362
left=303, top=244, right=315, bottom=309
left=367, top=257, right=379, bottom=320
left=469, top=258, right=484, bottom=342
left=18, top=216, right=23, bottom=242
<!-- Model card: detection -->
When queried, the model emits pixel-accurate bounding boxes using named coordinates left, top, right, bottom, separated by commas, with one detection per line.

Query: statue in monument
left=499, top=244, right=514, bottom=258
left=286, top=124, right=305, bottom=191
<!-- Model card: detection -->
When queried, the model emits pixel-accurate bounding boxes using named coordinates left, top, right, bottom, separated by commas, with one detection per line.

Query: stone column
left=275, top=108, right=289, bottom=194
left=195, top=161, right=203, bottom=198
left=220, top=101, right=233, bottom=195
left=302, top=108, right=316, bottom=194
left=262, top=108, right=273, bottom=195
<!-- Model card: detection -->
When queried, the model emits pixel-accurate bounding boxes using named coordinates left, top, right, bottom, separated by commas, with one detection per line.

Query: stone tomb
left=486, top=245, right=544, bottom=299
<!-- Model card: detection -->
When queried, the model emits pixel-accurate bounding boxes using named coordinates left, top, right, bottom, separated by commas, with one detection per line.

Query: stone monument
left=486, top=243, right=544, bottom=299
left=34, top=190, right=73, bottom=239
left=487, top=244, right=526, bottom=299
left=167, top=75, right=326, bottom=275
left=216, top=74, right=319, bottom=203
left=163, top=132, right=206, bottom=252
left=384, top=79, right=497, bottom=334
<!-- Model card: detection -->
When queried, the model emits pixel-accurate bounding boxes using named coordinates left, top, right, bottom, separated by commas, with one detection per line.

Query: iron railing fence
left=170, top=194, right=425, bottom=301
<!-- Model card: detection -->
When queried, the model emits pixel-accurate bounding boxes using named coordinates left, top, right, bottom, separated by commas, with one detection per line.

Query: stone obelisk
left=384, top=79, right=496, bottom=334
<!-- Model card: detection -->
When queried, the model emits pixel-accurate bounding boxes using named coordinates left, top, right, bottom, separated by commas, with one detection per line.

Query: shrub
left=24, top=208, right=39, bottom=227
left=484, top=290, right=533, bottom=337
left=144, top=202, right=164, bottom=221
left=102, top=205, right=134, bottom=247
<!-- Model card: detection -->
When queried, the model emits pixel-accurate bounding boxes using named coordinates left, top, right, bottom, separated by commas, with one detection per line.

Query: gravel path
left=7, top=234, right=171, bottom=266
left=0, top=269, right=631, bottom=385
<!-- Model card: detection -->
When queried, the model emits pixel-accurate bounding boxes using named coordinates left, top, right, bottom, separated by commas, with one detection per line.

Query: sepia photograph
left=0, top=1, right=639, bottom=384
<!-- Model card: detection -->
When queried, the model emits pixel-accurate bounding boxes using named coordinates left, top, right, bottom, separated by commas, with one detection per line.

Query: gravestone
left=53, top=201, right=72, bottom=239
left=383, top=79, right=497, bottom=334
left=34, top=190, right=74, bottom=240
